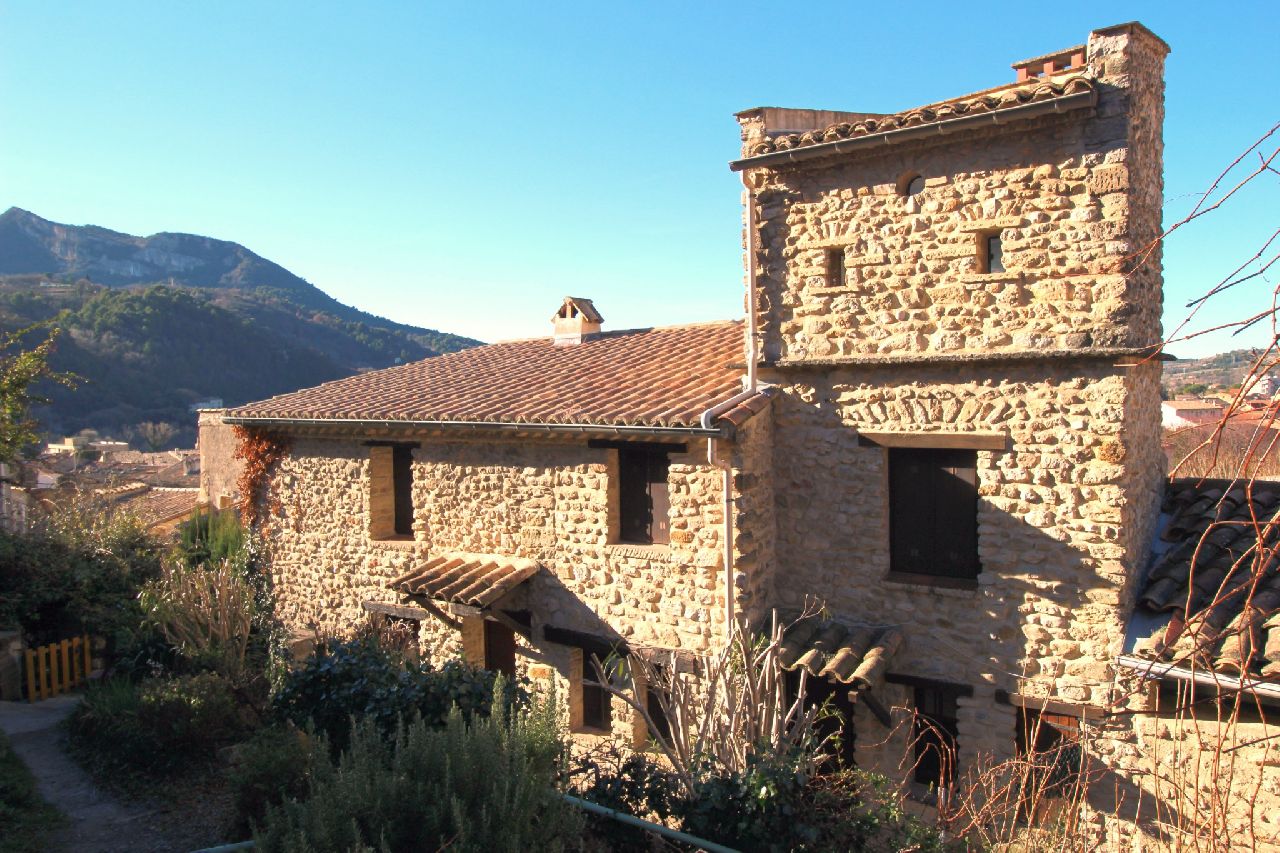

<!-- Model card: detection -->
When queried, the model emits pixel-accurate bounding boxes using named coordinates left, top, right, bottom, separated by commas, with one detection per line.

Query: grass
left=0, top=729, right=65, bottom=853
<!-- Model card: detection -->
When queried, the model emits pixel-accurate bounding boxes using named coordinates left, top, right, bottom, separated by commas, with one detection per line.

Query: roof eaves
left=221, top=414, right=728, bottom=438
left=730, top=86, right=1097, bottom=172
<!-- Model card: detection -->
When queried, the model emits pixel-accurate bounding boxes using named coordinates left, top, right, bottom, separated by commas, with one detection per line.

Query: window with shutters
left=888, top=447, right=980, bottom=582
left=483, top=619, right=517, bottom=679
left=368, top=443, right=416, bottom=540
left=618, top=447, right=671, bottom=545
left=570, top=646, right=613, bottom=734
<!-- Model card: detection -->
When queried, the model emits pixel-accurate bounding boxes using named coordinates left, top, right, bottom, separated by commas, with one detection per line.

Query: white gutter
left=1116, top=654, right=1280, bottom=702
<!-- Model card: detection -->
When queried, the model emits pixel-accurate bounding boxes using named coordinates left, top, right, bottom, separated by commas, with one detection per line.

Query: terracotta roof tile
left=1133, top=479, right=1280, bottom=680
left=778, top=616, right=902, bottom=691
left=229, top=321, right=755, bottom=432
left=389, top=553, right=539, bottom=609
left=742, top=74, right=1096, bottom=161
left=114, top=486, right=200, bottom=528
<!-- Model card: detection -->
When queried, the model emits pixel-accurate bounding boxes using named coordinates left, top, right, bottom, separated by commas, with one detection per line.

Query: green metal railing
left=191, top=794, right=741, bottom=853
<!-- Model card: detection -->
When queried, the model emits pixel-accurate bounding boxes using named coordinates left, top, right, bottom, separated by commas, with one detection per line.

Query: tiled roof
left=741, top=74, right=1096, bottom=161
left=389, top=553, right=539, bottom=609
left=1132, top=480, right=1280, bottom=680
left=115, top=486, right=200, bottom=528
left=229, top=321, right=761, bottom=433
left=778, top=617, right=902, bottom=691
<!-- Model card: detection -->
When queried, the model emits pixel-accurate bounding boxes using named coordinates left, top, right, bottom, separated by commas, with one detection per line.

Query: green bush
left=175, top=507, right=248, bottom=570
left=227, top=725, right=315, bottom=836
left=254, top=691, right=583, bottom=853
left=67, top=672, right=249, bottom=778
left=271, top=636, right=528, bottom=751
left=0, top=507, right=161, bottom=648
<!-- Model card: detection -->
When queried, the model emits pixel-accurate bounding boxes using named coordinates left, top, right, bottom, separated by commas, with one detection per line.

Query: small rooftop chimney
left=552, top=296, right=603, bottom=346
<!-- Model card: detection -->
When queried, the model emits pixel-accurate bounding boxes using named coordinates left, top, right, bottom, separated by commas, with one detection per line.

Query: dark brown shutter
left=483, top=620, right=516, bottom=678
left=647, top=452, right=670, bottom=545
left=392, top=445, right=414, bottom=536
left=889, top=448, right=978, bottom=578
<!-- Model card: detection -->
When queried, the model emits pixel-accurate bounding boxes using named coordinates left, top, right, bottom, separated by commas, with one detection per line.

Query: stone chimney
left=552, top=297, right=603, bottom=346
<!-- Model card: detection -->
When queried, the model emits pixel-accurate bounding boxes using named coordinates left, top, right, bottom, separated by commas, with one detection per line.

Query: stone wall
left=257, top=424, right=778, bottom=748
left=762, top=361, right=1164, bottom=771
left=197, top=409, right=243, bottom=508
left=740, top=24, right=1167, bottom=364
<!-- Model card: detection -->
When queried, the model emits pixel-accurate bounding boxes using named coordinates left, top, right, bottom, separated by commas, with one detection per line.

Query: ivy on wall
left=232, top=425, right=292, bottom=526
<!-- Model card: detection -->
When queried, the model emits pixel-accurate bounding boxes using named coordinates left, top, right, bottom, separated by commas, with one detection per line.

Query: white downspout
left=702, top=170, right=764, bottom=642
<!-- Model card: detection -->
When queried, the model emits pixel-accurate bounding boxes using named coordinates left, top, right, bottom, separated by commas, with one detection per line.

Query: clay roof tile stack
left=1134, top=479, right=1280, bottom=680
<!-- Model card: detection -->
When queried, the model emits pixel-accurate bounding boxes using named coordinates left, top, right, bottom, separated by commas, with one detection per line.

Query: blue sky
left=1, top=1, right=1276, bottom=357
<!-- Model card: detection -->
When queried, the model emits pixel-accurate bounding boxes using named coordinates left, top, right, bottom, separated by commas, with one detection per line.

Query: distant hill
left=1163, top=348, right=1268, bottom=395
left=0, top=208, right=481, bottom=447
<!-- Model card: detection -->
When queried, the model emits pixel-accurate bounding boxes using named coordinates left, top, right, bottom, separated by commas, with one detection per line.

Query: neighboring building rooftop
left=228, top=320, right=761, bottom=434
left=1129, top=479, right=1280, bottom=682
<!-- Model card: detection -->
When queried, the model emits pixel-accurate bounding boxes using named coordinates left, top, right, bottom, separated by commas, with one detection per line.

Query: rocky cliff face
left=0, top=207, right=310, bottom=290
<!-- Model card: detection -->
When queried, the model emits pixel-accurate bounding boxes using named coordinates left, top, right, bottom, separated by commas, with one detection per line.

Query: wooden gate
left=24, top=635, right=92, bottom=701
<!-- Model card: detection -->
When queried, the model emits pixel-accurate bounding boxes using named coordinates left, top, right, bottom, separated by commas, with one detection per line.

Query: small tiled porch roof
left=778, top=617, right=903, bottom=692
left=1130, top=479, right=1280, bottom=680
left=389, top=553, right=539, bottom=609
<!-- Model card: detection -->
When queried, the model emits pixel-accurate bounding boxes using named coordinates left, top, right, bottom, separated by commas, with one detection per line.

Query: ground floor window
left=912, top=685, right=960, bottom=788
left=570, top=646, right=613, bottom=733
left=483, top=619, right=516, bottom=679
left=785, top=671, right=858, bottom=767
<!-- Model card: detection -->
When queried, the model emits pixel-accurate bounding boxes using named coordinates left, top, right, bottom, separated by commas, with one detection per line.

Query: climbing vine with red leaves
left=232, top=425, right=292, bottom=527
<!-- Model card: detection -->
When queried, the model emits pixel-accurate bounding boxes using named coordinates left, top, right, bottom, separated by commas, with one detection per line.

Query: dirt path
left=0, top=696, right=216, bottom=853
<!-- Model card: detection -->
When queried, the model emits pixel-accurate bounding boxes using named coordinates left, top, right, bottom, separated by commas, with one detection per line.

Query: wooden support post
left=59, top=639, right=71, bottom=695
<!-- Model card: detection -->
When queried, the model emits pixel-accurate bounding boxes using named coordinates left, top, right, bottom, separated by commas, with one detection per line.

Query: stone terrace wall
left=741, top=24, right=1167, bottom=363
left=763, top=360, right=1164, bottom=770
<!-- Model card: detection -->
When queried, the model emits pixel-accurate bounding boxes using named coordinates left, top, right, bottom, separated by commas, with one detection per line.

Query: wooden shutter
left=483, top=619, right=516, bottom=678
left=889, top=448, right=978, bottom=578
left=392, top=445, right=414, bottom=536
left=619, top=448, right=671, bottom=545
left=647, top=452, right=670, bottom=545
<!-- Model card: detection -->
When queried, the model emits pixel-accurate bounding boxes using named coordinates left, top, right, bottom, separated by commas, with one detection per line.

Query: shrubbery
left=67, top=672, right=250, bottom=778
left=271, top=635, right=528, bottom=751
left=0, top=496, right=161, bottom=649
left=226, top=725, right=315, bottom=836
left=254, top=692, right=583, bottom=853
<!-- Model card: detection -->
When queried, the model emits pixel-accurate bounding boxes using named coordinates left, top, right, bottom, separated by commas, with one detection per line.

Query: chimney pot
left=551, top=296, right=603, bottom=346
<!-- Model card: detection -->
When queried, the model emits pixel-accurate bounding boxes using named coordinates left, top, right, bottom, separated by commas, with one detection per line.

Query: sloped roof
left=114, top=486, right=200, bottom=528
left=389, top=553, right=539, bottom=609
left=228, top=321, right=761, bottom=433
left=734, top=74, right=1096, bottom=168
left=1131, top=480, right=1280, bottom=680
left=778, top=617, right=902, bottom=690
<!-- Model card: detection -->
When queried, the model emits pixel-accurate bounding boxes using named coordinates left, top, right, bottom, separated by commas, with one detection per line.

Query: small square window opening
left=913, top=686, right=960, bottom=787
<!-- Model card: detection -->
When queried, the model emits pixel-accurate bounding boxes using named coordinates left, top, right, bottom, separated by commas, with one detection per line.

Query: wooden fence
left=24, top=634, right=93, bottom=701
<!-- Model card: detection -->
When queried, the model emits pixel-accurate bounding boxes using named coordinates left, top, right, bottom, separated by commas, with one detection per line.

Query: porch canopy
left=389, top=553, right=539, bottom=610
left=777, top=616, right=903, bottom=725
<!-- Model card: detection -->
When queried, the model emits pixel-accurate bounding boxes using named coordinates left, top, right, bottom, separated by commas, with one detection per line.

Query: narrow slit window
left=392, top=445, right=414, bottom=536
left=981, top=231, right=1005, bottom=274
left=825, top=248, right=846, bottom=288
left=913, top=686, right=960, bottom=787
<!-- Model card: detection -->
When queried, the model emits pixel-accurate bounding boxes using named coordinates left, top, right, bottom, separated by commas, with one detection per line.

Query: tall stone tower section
left=730, top=23, right=1170, bottom=771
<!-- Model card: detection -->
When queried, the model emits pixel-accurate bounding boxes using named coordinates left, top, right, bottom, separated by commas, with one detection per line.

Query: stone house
left=207, top=22, right=1280, bottom=845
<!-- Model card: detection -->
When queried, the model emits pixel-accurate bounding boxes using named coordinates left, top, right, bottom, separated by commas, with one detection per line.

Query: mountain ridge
left=0, top=207, right=480, bottom=447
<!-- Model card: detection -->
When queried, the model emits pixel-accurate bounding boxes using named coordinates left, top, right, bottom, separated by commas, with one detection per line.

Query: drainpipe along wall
left=700, top=172, right=762, bottom=642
